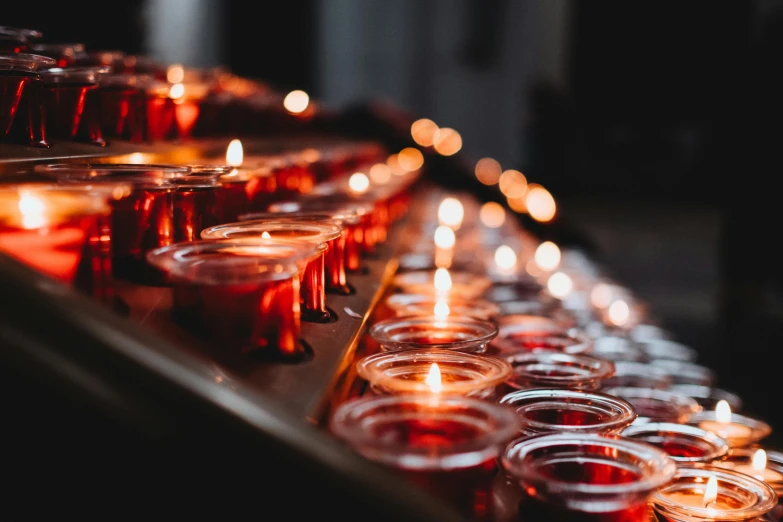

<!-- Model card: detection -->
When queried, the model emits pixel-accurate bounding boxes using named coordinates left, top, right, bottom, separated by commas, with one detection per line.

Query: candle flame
left=434, top=267, right=452, bottom=293
left=526, top=185, right=557, bottom=223
left=434, top=300, right=450, bottom=318
left=494, top=245, right=517, bottom=271
left=716, top=400, right=732, bottom=423
left=283, top=90, right=309, bottom=114
left=168, top=82, right=185, bottom=100
left=348, top=172, right=370, bottom=194
left=438, top=197, right=464, bottom=230
left=18, top=192, right=46, bottom=230
left=608, top=300, right=631, bottom=326
left=425, top=363, right=443, bottom=394
left=753, top=449, right=767, bottom=473
left=434, top=226, right=456, bottom=249
left=261, top=231, right=271, bottom=239
left=534, top=241, right=561, bottom=271
left=547, top=272, right=573, bottom=299
left=703, top=475, right=718, bottom=507
left=226, top=139, right=244, bottom=167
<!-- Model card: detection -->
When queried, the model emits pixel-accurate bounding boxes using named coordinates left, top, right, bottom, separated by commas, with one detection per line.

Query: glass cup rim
left=187, top=165, right=235, bottom=176
left=687, top=410, right=772, bottom=444
left=356, top=349, right=512, bottom=395
left=621, top=422, right=730, bottom=462
left=504, top=352, right=615, bottom=390
left=0, top=26, right=43, bottom=39
left=637, top=338, right=698, bottom=362
left=39, top=66, right=111, bottom=83
left=385, top=293, right=501, bottom=320
left=392, top=269, right=492, bottom=298
left=649, top=359, right=715, bottom=386
left=493, top=321, right=594, bottom=356
left=29, top=42, right=86, bottom=54
left=0, top=52, right=57, bottom=71
left=651, top=464, right=777, bottom=520
left=146, top=238, right=320, bottom=283
left=603, top=386, right=702, bottom=420
left=503, top=433, right=677, bottom=498
left=330, top=394, right=521, bottom=470
left=0, top=184, right=112, bottom=223
left=35, top=163, right=191, bottom=180
left=369, top=315, right=499, bottom=352
left=668, top=384, right=743, bottom=411
left=201, top=220, right=342, bottom=243
left=247, top=205, right=361, bottom=225
left=499, top=388, right=637, bottom=434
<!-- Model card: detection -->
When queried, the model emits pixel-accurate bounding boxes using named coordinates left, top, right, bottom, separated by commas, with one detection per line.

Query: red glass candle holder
left=622, top=422, right=730, bottom=463
left=370, top=315, right=498, bottom=353
left=72, top=50, right=125, bottom=69
left=29, top=43, right=85, bottom=68
left=499, top=388, right=637, bottom=436
left=40, top=66, right=110, bottom=141
left=170, top=81, right=210, bottom=139
left=300, top=193, right=378, bottom=257
left=141, top=81, right=175, bottom=141
left=0, top=184, right=112, bottom=288
left=202, top=220, right=340, bottom=322
left=504, top=352, right=615, bottom=391
left=603, top=387, right=701, bottom=424
left=330, top=394, right=520, bottom=519
left=393, top=270, right=492, bottom=299
left=668, top=384, right=743, bottom=411
left=492, top=315, right=593, bottom=357
left=650, top=359, right=716, bottom=386
left=637, top=339, right=698, bottom=362
left=94, top=74, right=152, bottom=141
left=385, top=293, right=501, bottom=320
left=592, top=336, right=647, bottom=363
left=170, top=175, right=221, bottom=242
left=651, top=465, right=777, bottom=522
left=601, top=361, right=673, bottom=389
left=356, top=349, right=512, bottom=398
left=147, top=239, right=310, bottom=357
left=503, top=433, right=676, bottom=522
left=0, top=53, right=55, bottom=147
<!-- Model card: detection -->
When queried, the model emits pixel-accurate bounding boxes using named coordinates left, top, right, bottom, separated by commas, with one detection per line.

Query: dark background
left=4, top=1, right=780, bottom=437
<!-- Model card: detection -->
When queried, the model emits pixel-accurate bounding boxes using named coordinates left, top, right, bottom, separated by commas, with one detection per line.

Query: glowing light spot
left=479, top=202, right=506, bottom=228
left=128, top=152, right=145, bottom=164
left=703, top=476, right=718, bottom=508
left=716, top=400, right=732, bottom=423
left=608, top=300, right=630, bottom=326
left=434, top=226, right=456, bottom=249
left=167, top=64, right=184, bottom=84
left=526, top=185, right=557, bottom=222
left=499, top=169, right=527, bottom=199
left=547, top=272, right=573, bottom=299
left=261, top=231, right=271, bottom=239
left=591, top=283, right=614, bottom=309
left=438, top=197, right=464, bottom=230
left=387, top=154, right=406, bottom=176
left=226, top=139, right=243, bottom=167
left=369, top=163, right=392, bottom=184
left=425, top=363, right=443, bottom=394
left=398, top=147, right=424, bottom=172
left=494, top=245, right=517, bottom=272
left=432, top=128, right=462, bottom=156
left=18, top=192, right=46, bottom=229
left=434, top=301, right=450, bottom=318
left=434, top=268, right=452, bottom=293
left=508, top=196, right=527, bottom=213
left=348, top=172, right=370, bottom=194
left=534, top=241, right=561, bottom=271
left=411, top=118, right=438, bottom=147
left=168, top=83, right=185, bottom=100
left=475, top=158, right=502, bottom=185
left=283, top=90, right=309, bottom=114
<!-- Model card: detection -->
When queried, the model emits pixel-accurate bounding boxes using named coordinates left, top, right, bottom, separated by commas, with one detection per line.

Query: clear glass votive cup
left=713, top=448, right=783, bottom=497
left=649, top=359, right=716, bottom=386
left=636, top=339, right=698, bottom=362
left=492, top=315, right=593, bottom=357
left=668, top=384, right=743, bottom=411
left=621, top=422, right=730, bottom=463
left=687, top=410, right=772, bottom=448
left=504, top=352, right=615, bottom=391
left=369, top=315, right=498, bottom=353
left=499, top=388, right=637, bottom=436
left=601, top=362, right=673, bottom=390
left=385, top=293, right=501, bottom=320
left=602, top=387, right=701, bottom=424
left=592, top=336, right=647, bottom=363
left=392, top=269, right=492, bottom=300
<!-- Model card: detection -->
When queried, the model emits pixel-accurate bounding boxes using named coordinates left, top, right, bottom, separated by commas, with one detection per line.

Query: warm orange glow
left=283, top=90, right=309, bottom=114
left=348, top=172, right=370, bottom=194
left=432, top=128, right=462, bottom=156
left=425, top=363, right=443, bottom=394
left=166, top=64, right=184, bottom=84
left=386, top=154, right=406, bottom=176
left=608, top=300, right=630, bottom=326
left=716, top=400, right=732, bottom=423
left=398, top=147, right=424, bottom=172
left=437, top=197, right=464, bottom=229
left=526, top=185, right=557, bottom=222
left=753, top=449, right=767, bottom=473
left=369, top=163, right=392, bottom=184
left=499, top=169, right=527, bottom=199
left=226, top=139, right=244, bottom=167
left=168, top=82, right=185, bottom=100
left=475, top=158, right=502, bottom=185
left=434, top=267, right=452, bottom=293
left=591, top=283, right=614, bottom=309
left=507, top=196, right=527, bottom=213
left=128, top=152, right=146, bottom=164
left=18, top=192, right=46, bottom=229
left=494, top=245, right=517, bottom=272
left=434, top=226, right=456, bottom=249
left=526, top=258, right=543, bottom=277
left=703, top=476, right=718, bottom=507
left=261, top=231, right=272, bottom=239
left=434, top=300, right=450, bottom=318
left=534, top=241, right=561, bottom=271
left=479, top=202, right=506, bottom=228
left=411, top=118, right=438, bottom=147
left=547, top=272, right=573, bottom=299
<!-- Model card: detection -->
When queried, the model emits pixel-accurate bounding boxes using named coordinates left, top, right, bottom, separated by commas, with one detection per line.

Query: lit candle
left=534, top=241, right=561, bottom=272
left=437, top=197, right=464, bottom=230
left=493, top=245, right=518, bottom=277
left=393, top=269, right=491, bottom=299
left=697, top=401, right=753, bottom=444
left=714, top=449, right=783, bottom=493
left=547, top=271, right=573, bottom=299
left=348, top=172, right=370, bottom=194
left=424, top=363, right=443, bottom=394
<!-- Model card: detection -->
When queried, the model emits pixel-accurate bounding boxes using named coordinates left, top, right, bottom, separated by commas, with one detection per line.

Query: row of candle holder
left=329, top=194, right=781, bottom=521
left=1, top=25, right=319, bottom=147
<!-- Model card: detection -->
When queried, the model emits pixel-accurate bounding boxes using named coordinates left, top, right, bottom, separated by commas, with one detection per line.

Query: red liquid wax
left=110, top=188, right=174, bottom=281
left=0, top=220, right=88, bottom=283
left=173, top=99, right=200, bottom=139
left=42, top=82, right=97, bottom=139
left=143, top=94, right=174, bottom=141
left=173, top=186, right=218, bottom=242
left=171, top=273, right=302, bottom=357
left=523, top=407, right=614, bottom=428
left=344, top=222, right=362, bottom=272
left=373, top=418, right=497, bottom=520
left=216, top=179, right=250, bottom=223
left=325, top=233, right=349, bottom=293
left=72, top=212, right=114, bottom=302
left=301, top=254, right=328, bottom=322
left=10, top=73, right=48, bottom=147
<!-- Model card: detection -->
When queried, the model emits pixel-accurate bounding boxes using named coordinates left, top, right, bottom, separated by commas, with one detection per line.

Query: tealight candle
left=651, top=465, right=777, bottom=522
left=331, top=394, right=520, bottom=519
left=392, top=268, right=492, bottom=300
left=369, top=315, right=498, bottom=353
left=690, top=400, right=771, bottom=448
left=714, top=448, right=783, bottom=496
left=355, top=349, right=511, bottom=398
left=504, top=352, right=615, bottom=391
left=384, top=293, right=500, bottom=320
left=622, top=422, right=730, bottom=463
